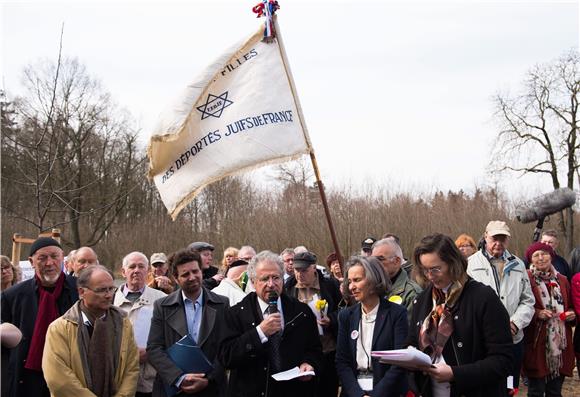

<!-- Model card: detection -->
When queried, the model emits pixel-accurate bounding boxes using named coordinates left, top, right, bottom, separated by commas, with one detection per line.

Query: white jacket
left=467, top=249, right=534, bottom=344
left=114, top=285, right=167, bottom=393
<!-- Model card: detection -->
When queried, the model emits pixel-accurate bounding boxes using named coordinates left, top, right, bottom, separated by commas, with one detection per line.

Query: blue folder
left=164, top=335, right=214, bottom=396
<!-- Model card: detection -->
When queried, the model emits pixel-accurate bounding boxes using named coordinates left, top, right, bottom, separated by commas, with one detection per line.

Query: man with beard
left=147, top=248, right=229, bottom=397
left=1, top=237, right=78, bottom=397
left=43, top=265, right=139, bottom=396
left=114, top=252, right=167, bottom=397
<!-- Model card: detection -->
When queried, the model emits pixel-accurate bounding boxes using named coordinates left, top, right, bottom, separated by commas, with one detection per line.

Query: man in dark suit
left=147, top=248, right=229, bottom=397
left=1, top=237, right=79, bottom=397
left=219, top=250, right=322, bottom=397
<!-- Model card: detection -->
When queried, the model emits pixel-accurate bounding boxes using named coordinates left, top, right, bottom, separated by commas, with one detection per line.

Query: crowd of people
left=1, top=220, right=580, bottom=397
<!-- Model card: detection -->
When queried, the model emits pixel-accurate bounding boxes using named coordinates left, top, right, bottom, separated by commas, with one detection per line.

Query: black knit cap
left=225, top=259, right=248, bottom=276
left=29, top=237, right=62, bottom=257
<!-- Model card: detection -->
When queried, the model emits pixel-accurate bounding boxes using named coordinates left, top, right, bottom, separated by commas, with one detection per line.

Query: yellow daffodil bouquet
left=315, top=299, right=328, bottom=317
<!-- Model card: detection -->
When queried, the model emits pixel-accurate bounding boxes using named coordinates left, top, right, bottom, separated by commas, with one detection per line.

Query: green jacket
left=388, top=269, right=422, bottom=315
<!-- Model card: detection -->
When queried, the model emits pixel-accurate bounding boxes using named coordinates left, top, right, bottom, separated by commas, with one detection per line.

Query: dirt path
left=517, top=370, right=580, bottom=396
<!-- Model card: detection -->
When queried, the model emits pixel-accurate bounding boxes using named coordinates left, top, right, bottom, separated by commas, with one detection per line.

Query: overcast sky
left=2, top=0, right=579, bottom=201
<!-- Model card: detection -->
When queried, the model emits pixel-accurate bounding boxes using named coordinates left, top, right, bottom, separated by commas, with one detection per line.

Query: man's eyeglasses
left=373, top=255, right=397, bottom=262
left=85, top=286, right=117, bottom=295
left=421, top=267, right=443, bottom=276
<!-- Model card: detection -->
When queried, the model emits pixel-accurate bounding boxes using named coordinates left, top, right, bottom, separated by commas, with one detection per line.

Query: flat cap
left=188, top=241, right=215, bottom=251
left=293, top=251, right=317, bottom=269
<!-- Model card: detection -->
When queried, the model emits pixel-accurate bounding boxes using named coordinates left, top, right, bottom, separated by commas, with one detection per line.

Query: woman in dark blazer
left=407, top=233, right=513, bottom=397
left=335, top=256, right=408, bottom=397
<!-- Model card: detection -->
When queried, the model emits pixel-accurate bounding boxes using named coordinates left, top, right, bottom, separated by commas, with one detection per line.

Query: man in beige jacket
left=42, top=265, right=139, bottom=397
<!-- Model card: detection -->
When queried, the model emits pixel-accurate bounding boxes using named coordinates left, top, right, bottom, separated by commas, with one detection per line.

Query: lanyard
left=359, top=317, right=372, bottom=372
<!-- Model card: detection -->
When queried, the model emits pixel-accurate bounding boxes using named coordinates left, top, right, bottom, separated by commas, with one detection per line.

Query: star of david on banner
left=196, top=92, right=233, bottom=120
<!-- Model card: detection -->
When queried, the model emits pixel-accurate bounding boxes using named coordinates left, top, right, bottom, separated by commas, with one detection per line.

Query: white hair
left=372, top=238, right=404, bottom=261
left=122, top=251, right=149, bottom=269
left=247, top=251, right=284, bottom=281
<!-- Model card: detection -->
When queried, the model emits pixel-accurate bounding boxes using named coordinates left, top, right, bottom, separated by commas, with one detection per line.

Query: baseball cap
left=361, top=237, right=377, bottom=252
left=188, top=242, right=215, bottom=251
left=150, top=252, right=167, bottom=266
left=293, top=251, right=317, bottom=269
left=485, top=221, right=511, bottom=237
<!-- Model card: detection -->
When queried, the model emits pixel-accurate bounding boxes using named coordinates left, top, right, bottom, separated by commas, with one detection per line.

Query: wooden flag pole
left=272, top=15, right=344, bottom=265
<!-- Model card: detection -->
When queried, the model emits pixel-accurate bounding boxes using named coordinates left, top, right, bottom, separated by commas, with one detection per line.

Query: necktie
left=265, top=306, right=282, bottom=372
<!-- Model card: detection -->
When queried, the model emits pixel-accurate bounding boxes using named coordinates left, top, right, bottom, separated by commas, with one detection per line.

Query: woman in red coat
left=522, top=242, right=576, bottom=396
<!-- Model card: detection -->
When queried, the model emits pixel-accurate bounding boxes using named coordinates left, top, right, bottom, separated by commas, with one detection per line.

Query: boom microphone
left=515, top=188, right=577, bottom=224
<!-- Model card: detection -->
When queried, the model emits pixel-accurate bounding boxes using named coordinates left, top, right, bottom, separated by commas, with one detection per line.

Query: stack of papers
left=371, top=348, right=432, bottom=368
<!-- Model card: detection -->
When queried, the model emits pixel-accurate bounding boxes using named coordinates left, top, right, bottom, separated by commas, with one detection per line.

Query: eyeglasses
left=421, top=267, right=443, bottom=276
left=257, top=275, right=282, bottom=283
left=374, top=255, right=397, bottom=262
left=85, top=286, right=117, bottom=295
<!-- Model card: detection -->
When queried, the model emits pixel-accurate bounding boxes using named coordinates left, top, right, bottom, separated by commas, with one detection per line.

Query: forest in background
left=2, top=49, right=579, bottom=269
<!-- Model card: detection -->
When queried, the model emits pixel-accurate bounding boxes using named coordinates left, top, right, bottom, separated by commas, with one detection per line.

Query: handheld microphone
left=267, top=291, right=279, bottom=314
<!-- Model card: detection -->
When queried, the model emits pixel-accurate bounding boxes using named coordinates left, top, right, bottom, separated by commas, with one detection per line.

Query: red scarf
left=25, top=272, right=65, bottom=371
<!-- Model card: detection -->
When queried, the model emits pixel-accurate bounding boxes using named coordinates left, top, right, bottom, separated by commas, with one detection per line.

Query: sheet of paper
left=271, top=366, right=316, bottom=381
left=306, top=293, right=324, bottom=335
left=133, top=306, right=154, bottom=347
left=371, top=347, right=432, bottom=367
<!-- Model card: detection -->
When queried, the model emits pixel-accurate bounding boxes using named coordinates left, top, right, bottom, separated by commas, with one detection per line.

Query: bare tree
left=490, top=49, right=579, bottom=251
left=1, top=56, right=143, bottom=248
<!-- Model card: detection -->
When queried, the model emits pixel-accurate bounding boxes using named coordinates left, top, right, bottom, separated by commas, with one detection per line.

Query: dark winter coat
left=407, top=278, right=513, bottom=397
left=218, top=292, right=322, bottom=397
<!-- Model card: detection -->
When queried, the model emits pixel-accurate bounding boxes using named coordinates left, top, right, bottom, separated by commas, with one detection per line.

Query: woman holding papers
left=407, top=233, right=513, bottom=397
left=335, top=256, right=408, bottom=397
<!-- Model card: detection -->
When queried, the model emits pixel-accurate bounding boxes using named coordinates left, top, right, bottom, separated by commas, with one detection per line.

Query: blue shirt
left=182, top=289, right=203, bottom=344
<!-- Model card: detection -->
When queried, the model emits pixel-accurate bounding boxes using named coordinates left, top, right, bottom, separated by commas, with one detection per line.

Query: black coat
left=146, top=287, right=229, bottom=397
left=407, top=278, right=513, bottom=397
left=335, top=298, right=408, bottom=397
left=285, top=270, right=343, bottom=338
left=218, top=292, right=323, bottom=397
left=203, top=266, right=220, bottom=290
left=1, top=274, right=78, bottom=397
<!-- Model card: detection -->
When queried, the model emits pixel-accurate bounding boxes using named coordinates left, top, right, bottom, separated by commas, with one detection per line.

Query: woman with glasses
left=522, top=242, right=575, bottom=396
left=407, top=233, right=512, bottom=397
left=453, top=234, right=477, bottom=260
left=1, top=255, right=20, bottom=291
left=335, top=256, right=408, bottom=397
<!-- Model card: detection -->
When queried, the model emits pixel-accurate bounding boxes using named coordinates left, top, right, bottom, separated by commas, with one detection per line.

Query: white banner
left=147, top=25, right=312, bottom=219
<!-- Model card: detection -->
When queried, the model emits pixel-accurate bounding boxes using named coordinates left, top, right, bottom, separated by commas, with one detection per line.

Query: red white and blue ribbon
left=252, top=0, right=280, bottom=41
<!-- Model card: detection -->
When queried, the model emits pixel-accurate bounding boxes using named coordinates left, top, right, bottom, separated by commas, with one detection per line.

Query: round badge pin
left=350, top=330, right=359, bottom=340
